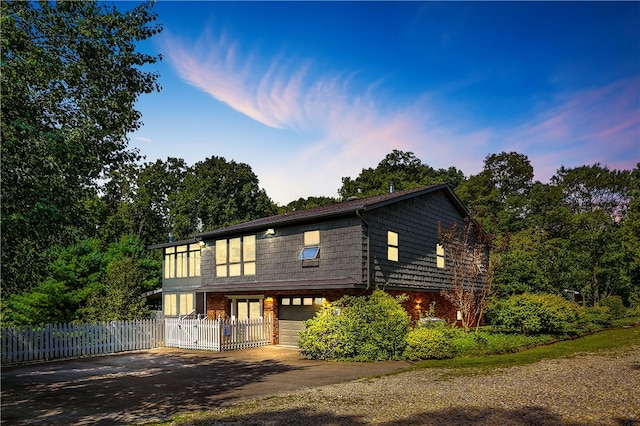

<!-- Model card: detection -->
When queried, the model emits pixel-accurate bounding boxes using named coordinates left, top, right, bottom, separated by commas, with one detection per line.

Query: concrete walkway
left=1, top=346, right=411, bottom=425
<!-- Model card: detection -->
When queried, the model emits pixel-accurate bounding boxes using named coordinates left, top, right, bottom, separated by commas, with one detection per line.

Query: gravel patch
left=187, top=346, right=640, bottom=426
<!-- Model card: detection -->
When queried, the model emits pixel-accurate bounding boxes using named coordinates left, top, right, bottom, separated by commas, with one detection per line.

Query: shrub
left=575, top=305, right=611, bottom=333
left=297, top=304, right=355, bottom=360
left=486, top=293, right=581, bottom=335
left=403, top=328, right=455, bottom=360
left=598, top=296, right=626, bottom=320
left=298, top=290, right=410, bottom=361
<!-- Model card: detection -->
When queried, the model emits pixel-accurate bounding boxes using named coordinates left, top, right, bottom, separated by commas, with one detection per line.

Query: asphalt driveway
left=1, top=346, right=411, bottom=425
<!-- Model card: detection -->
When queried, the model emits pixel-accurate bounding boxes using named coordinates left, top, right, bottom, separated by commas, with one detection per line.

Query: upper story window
left=300, top=230, right=320, bottom=260
left=216, top=235, right=256, bottom=277
left=436, top=243, right=445, bottom=268
left=387, top=231, right=398, bottom=262
left=164, top=243, right=201, bottom=279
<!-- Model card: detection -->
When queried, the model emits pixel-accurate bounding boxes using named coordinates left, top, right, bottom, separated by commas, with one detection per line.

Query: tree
left=550, top=164, right=632, bottom=305
left=85, top=257, right=150, bottom=321
left=2, top=239, right=105, bottom=325
left=490, top=229, right=554, bottom=296
left=100, top=158, right=188, bottom=245
left=172, top=156, right=277, bottom=238
left=552, top=164, right=632, bottom=220
left=456, top=152, right=533, bottom=235
left=278, top=196, right=339, bottom=214
left=1, top=234, right=160, bottom=325
left=339, top=150, right=465, bottom=199
left=1, top=1, right=163, bottom=295
left=438, top=219, right=492, bottom=333
left=621, top=165, right=640, bottom=307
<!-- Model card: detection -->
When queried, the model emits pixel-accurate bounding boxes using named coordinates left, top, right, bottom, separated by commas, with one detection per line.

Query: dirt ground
left=0, top=346, right=411, bottom=425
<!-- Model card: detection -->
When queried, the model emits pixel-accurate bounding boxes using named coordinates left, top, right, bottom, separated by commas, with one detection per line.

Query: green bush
left=598, top=296, right=626, bottom=320
left=449, top=330, right=552, bottom=356
left=403, top=328, right=455, bottom=360
left=298, top=290, right=410, bottom=361
left=486, top=293, right=581, bottom=335
left=575, top=305, right=612, bottom=333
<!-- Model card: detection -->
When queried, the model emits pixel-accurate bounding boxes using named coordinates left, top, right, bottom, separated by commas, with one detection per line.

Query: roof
left=147, top=238, right=199, bottom=250
left=192, top=183, right=468, bottom=240
left=194, top=277, right=361, bottom=292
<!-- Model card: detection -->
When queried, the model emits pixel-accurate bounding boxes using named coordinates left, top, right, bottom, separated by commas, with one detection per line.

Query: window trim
left=228, top=295, right=264, bottom=319
left=164, top=244, right=201, bottom=279
left=387, top=231, right=399, bottom=262
left=436, top=243, right=445, bottom=269
left=215, top=235, right=256, bottom=277
left=300, top=246, right=320, bottom=260
left=163, top=292, right=195, bottom=317
left=301, top=230, right=321, bottom=261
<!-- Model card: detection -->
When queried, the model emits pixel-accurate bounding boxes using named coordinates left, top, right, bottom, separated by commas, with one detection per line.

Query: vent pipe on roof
left=389, top=181, right=395, bottom=193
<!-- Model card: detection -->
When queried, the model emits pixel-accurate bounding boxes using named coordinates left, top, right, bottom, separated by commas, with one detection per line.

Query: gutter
left=355, top=209, right=370, bottom=291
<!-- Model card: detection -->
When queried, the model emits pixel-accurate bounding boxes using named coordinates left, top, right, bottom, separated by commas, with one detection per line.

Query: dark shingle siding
left=201, top=217, right=364, bottom=286
left=365, top=190, right=465, bottom=291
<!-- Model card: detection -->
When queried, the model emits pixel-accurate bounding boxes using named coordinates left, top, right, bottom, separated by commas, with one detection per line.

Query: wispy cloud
left=135, top=136, right=153, bottom=143
left=502, top=77, right=640, bottom=180
left=162, top=30, right=638, bottom=203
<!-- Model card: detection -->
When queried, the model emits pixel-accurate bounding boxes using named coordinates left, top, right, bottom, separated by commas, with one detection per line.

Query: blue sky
left=129, top=1, right=640, bottom=205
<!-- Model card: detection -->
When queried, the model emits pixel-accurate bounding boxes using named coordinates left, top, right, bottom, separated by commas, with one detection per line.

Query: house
left=149, top=183, right=477, bottom=346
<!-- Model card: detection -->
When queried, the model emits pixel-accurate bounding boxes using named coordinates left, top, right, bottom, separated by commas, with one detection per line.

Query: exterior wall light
left=266, top=228, right=275, bottom=236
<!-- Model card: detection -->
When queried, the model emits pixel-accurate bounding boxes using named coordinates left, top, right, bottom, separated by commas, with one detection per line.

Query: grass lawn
left=411, top=325, right=640, bottom=373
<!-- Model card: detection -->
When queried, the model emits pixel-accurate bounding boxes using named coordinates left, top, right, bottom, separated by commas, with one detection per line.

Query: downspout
left=355, top=210, right=370, bottom=291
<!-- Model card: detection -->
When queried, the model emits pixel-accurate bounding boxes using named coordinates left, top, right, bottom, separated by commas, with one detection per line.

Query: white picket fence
left=165, top=315, right=273, bottom=352
left=1, top=316, right=274, bottom=365
left=1, top=319, right=163, bottom=365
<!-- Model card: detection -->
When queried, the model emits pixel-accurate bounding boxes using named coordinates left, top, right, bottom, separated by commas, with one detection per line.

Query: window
left=388, top=231, right=398, bottom=262
left=176, top=245, right=187, bottom=278
left=229, top=237, right=242, bottom=276
left=244, top=236, right=256, bottom=275
left=300, top=247, right=320, bottom=260
left=164, top=247, right=175, bottom=278
left=230, top=297, right=263, bottom=319
left=304, top=230, right=320, bottom=245
left=164, top=293, right=177, bottom=316
left=179, top=293, right=194, bottom=315
left=163, top=292, right=194, bottom=317
left=215, top=235, right=256, bottom=277
left=300, top=230, right=320, bottom=260
left=436, top=243, right=445, bottom=268
left=164, top=244, right=201, bottom=279
left=280, top=296, right=325, bottom=306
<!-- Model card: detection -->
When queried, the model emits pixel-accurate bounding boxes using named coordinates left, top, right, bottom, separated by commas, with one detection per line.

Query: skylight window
left=300, top=246, right=320, bottom=260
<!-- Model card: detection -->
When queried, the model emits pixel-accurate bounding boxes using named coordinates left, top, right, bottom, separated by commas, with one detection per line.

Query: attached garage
left=278, top=296, right=324, bottom=346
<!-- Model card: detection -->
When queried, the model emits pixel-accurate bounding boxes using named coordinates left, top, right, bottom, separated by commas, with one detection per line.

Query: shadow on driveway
left=1, top=346, right=410, bottom=425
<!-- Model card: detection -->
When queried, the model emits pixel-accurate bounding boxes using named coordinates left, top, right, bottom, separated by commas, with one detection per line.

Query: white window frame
left=436, top=243, right=445, bottom=269
left=164, top=244, right=201, bottom=279
left=215, top=235, right=256, bottom=277
left=388, top=231, right=399, bottom=262
left=300, top=230, right=320, bottom=260
left=228, top=295, right=264, bottom=319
